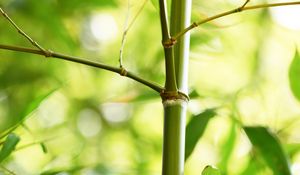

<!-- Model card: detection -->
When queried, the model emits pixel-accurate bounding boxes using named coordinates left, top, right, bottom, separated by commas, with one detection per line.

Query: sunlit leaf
left=241, top=157, right=265, bottom=175
left=40, top=166, right=83, bottom=175
left=150, top=0, right=159, bottom=10
left=0, top=88, right=59, bottom=139
left=0, top=133, right=20, bottom=163
left=219, top=122, right=236, bottom=173
left=289, top=50, right=300, bottom=102
left=244, top=126, right=291, bottom=175
left=185, top=109, right=217, bottom=161
left=201, top=165, right=221, bottom=175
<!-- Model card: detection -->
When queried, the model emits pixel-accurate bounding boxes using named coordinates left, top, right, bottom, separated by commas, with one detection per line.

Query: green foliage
left=0, top=133, right=20, bottom=163
left=0, top=88, right=59, bottom=138
left=218, top=122, right=236, bottom=173
left=244, top=126, right=292, bottom=175
left=289, top=50, right=300, bottom=102
left=201, top=165, right=221, bottom=175
left=0, top=0, right=300, bottom=174
left=185, top=109, right=216, bottom=161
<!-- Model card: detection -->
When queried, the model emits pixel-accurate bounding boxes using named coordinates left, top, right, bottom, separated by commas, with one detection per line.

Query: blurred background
left=0, top=0, right=300, bottom=174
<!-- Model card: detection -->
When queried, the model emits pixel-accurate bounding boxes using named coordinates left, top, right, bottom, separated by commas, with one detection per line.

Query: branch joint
left=162, top=38, right=177, bottom=48
left=160, top=90, right=189, bottom=102
left=119, top=67, right=128, bottom=76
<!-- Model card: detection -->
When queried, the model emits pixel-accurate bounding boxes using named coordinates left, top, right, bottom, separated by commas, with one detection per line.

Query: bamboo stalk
left=161, top=0, right=192, bottom=174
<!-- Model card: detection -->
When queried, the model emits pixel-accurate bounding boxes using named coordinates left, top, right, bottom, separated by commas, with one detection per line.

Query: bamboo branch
left=0, top=44, right=164, bottom=93
left=159, top=0, right=178, bottom=91
left=171, top=1, right=300, bottom=43
left=0, top=7, right=163, bottom=93
left=0, top=7, right=49, bottom=55
left=119, top=0, right=148, bottom=68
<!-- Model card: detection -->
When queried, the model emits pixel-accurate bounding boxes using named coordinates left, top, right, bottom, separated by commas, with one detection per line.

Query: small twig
left=170, top=1, right=300, bottom=44
left=119, top=0, right=148, bottom=68
left=0, top=44, right=164, bottom=93
left=119, top=0, right=130, bottom=68
left=0, top=7, right=51, bottom=57
left=239, top=0, right=250, bottom=10
left=0, top=6, right=163, bottom=93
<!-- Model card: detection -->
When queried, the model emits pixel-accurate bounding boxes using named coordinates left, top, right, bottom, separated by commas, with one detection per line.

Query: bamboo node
left=162, top=38, right=177, bottom=48
left=119, top=67, right=128, bottom=76
left=160, top=90, right=189, bottom=102
left=44, top=50, right=53, bottom=57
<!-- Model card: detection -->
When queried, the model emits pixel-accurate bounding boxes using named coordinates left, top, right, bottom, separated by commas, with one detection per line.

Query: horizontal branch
left=0, top=44, right=164, bottom=93
left=172, top=1, right=300, bottom=41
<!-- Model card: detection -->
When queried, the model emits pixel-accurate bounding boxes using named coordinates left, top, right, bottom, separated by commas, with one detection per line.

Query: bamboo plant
left=0, top=0, right=300, bottom=174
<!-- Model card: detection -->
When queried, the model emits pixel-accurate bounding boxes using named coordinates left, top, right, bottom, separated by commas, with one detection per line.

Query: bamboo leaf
left=185, top=109, right=216, bottom=161
left=150, top=0, right=159, bottom=10
left=0, top=133, right=20, bottom=163
left=0, top=88, right=59, bottom=139
left=244, top=126, right=292, bottom=175
left=219, top=122, right=236, bottom=173
left=289, top=50, right=300, bottom=102
left=201, top=165, right=221, bottom=175
left=40, top=143, right=48, bottom=154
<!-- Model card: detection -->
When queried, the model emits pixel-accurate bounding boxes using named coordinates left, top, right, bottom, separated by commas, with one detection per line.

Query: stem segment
left=162, top=101, right=187, bottom=175
left=159, top=0, right=177, bottom=91
left=161, top=0, right=192, bottom=175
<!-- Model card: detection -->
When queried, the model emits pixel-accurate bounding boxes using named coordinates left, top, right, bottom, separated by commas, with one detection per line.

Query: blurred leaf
left=219, top=122, right=236, bottom=173
left=189, top=89, right=205, bottom=99
left=289, top=50, right=300, bottom=102
left=150, top=0, right=159, bottom=10
left=244, top=126, right=291, bottom=175
left=128, top=91, right=159, bottom=102
left=0, top=133, right=20, bottom=163
left=285, top=143, right=300, bottom=159
left=40, top=166, right=83, bottom=175
left=185, top=109, right=217, bottom=161
left=201, top=165, right=221, bottom=175
left=0, top=88, right=59, bottom=139
left=40, top=143, right=48, bottom=154
left=241, top=156, right=265, bottom=175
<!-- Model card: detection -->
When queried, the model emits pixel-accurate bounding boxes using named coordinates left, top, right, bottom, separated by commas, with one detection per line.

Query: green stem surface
left=161, top=0, right=192, bottom=175
left=162, top=101, right=187, bottom=175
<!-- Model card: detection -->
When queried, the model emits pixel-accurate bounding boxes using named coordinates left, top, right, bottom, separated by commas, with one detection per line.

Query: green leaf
left=289, top=50, right=300, bottom=102
left=0, top=133, right=20, bottom=163
left=0, top=88, right=59, bottom=139
left=40, top=143, right=48, bottom=154
left=185, top=109, right=216, bottom=161
left=244, top=126, right=292, bottom=175
left=201, top=165, right=221, bottom=175
left=219, top=122, right=237, bottom=173
left=150, top=0, right=159, bottom=10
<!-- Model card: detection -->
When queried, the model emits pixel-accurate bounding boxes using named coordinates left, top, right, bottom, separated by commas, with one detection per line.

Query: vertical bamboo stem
left=161, top=0, right=192, bottom=175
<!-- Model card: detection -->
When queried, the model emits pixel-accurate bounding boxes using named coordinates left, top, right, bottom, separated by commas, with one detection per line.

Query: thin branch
left=172, top=1, right=300, bottom=42
left=119, top=0, right=148, bottom=68
left=0, top=7, right=49, bottom=55
left=0, top=44, right=164, bottom=93
left=119, top=0, right=130, bottom=68
left=159, top=0, right=178, bottom=91
left=0, top=7, right=163, bottom=93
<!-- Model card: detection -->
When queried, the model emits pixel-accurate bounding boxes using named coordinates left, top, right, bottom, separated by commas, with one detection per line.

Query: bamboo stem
left=159, top=0, right=178, bottom=91
left=162, top=101, right=187, bottom=175
left=161, top=0, right=192, bottom=174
